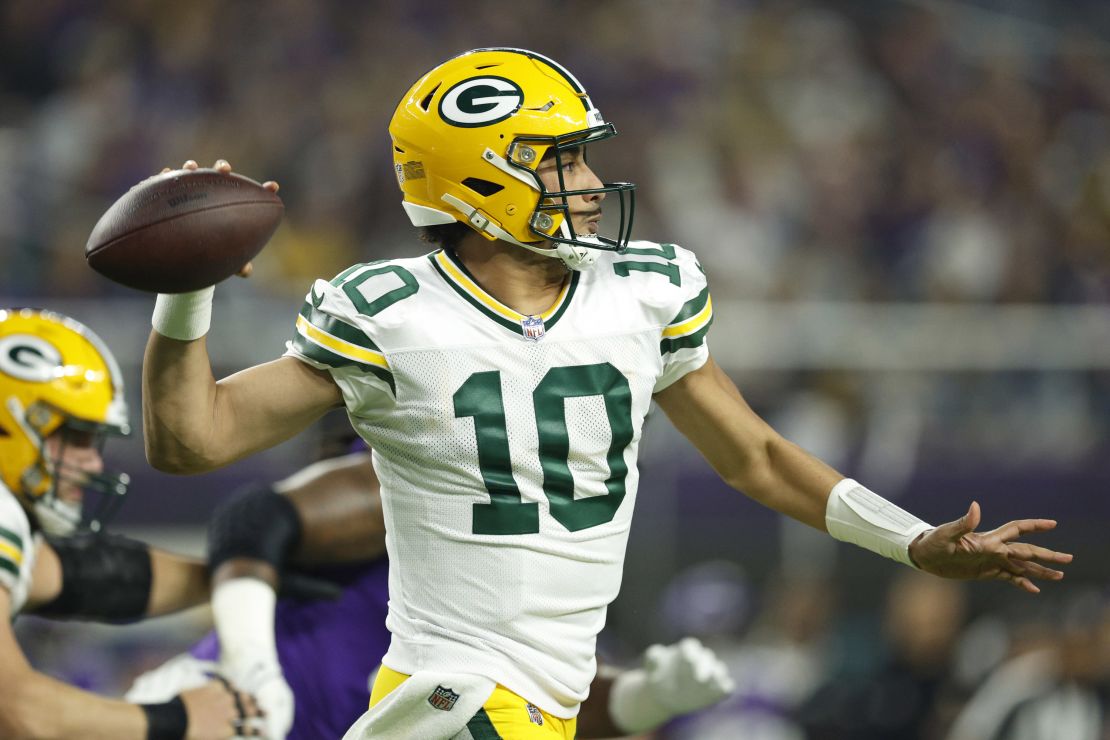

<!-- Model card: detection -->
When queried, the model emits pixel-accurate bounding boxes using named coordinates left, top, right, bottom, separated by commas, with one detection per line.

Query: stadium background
left=2, top=0, right=1107, bottom=736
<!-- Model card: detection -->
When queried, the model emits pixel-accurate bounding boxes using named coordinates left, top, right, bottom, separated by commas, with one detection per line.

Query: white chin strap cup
left=439, top=193, right=598, bottom=271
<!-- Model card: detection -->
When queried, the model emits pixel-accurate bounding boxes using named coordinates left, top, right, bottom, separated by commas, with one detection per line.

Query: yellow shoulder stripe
left=662, top=295, right=713, bottom=338
left=296, top=315, right=389, bottom=369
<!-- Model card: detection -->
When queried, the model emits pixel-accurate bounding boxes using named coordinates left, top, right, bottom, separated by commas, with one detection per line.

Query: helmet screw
left=517, top=146, right=536, bottom=164
left=506, top=205, right=517, bottom=215
left=533, top=213, right=554, bottom=231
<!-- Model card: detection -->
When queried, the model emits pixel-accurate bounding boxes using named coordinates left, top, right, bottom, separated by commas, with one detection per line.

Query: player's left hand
left=908, top=501, right=1073, bottom=593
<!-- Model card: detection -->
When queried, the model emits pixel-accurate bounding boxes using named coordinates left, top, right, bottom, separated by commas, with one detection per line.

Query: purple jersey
left=192, top=558, right=390, bottom=739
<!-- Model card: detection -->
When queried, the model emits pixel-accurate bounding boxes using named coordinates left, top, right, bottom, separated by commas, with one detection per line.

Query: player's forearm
left=142, top=330, right=221, bottom=473
left=147, top=550, right=210, bottom=616
left=729, top=434, right=841, bottom=531
left=3, top=671, right=147, bottom=739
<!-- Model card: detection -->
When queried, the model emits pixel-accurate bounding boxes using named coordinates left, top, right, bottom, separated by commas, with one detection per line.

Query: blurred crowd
left=2, top=3, right=1108, bottom=738
left=641, top=566, right=1110, bottom=740
left=2, top=0, right=1110, bottom=304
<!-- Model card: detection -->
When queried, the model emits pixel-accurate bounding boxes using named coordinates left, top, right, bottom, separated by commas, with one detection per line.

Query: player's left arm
left=26, top=535, right=208, bottom=619
left=654, top=355, right=1073, bottom=592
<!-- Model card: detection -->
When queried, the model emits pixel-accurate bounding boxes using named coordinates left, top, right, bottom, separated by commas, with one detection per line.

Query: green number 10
left=453, top=363, right=634, bottom=535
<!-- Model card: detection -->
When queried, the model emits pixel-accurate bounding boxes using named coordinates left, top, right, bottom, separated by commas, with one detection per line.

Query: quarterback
left=141, top=48, right=1072, bottom=739
left=0, top=308, right=260, bottom=740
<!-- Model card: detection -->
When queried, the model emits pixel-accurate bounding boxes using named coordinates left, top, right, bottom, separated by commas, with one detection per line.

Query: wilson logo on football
left=438, top=76, right=523, bottom=128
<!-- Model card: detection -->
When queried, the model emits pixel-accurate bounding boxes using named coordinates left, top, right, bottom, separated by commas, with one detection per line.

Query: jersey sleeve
left=284, top=272, right=396, bottom=414
left=654, top=246, right=713, bottom=393
left=0, top=491, right=31, bottom=597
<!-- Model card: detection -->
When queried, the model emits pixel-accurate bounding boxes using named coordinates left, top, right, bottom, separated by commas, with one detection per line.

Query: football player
left=140, top=48, right=1071, bottom=739
left=126, top=443, right=734, bottom=739
left=0, top=308, right=261, bottom=740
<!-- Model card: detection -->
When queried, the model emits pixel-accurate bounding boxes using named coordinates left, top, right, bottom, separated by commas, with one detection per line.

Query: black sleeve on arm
left=207, top=485, right=302, bottom=573
left=36, top=533, right=152, bottom=621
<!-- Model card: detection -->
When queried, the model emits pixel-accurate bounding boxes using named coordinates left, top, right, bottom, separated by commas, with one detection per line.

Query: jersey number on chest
left=454, top=363, right=634, bottom=535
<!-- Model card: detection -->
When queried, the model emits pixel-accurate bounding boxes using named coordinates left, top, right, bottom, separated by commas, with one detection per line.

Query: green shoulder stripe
left=660, top=315, right=714, bottom=355
left=668, top=286, right=710, bottom=326
left=298, top=304, right=382, bottom=353
left=291, top=334, right=396, bottom=394
left=0, top=525, right=21, bottom=551
left=0, top=557, right=18, bottom=578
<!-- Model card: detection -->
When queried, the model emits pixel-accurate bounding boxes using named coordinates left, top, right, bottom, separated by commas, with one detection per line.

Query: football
left=86, top=168, right=284, bottom=293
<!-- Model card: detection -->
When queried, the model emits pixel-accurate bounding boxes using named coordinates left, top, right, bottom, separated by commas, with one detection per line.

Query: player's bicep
left=25, top=539, right=61, bottom=610
left=213, top=356, right=343, bottom=463
left=281, top=452, right=386, bottom=564
left=653, top=355, right=779, bottom=488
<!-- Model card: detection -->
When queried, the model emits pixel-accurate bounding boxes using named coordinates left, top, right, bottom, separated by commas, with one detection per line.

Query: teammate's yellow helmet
left=0, top=308, right=130, bottom=534
left=389, top=47, right=635, bottom=270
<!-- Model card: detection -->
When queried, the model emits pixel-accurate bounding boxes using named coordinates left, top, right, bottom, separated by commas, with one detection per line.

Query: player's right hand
left=160, top=159, right=280, bottom=280
left=179, top=680, right=266, bottom=739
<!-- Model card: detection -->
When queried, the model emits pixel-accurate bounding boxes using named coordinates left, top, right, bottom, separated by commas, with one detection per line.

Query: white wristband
left=151, top=287, right=214, bottom=341
left=212, top=577, right=279, bottom=669
left=825, top=478, right=933, bottom=568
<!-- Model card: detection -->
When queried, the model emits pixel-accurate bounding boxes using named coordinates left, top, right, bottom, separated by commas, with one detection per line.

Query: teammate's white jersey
left=286, top=241, right=713, bottom=717
left=0, top=481, right=39, bottom=616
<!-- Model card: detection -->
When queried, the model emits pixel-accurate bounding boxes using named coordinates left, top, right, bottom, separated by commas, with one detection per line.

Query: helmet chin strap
left=34, top=498, right=81, bottom=536
left=440, top=193, right=598, bottom=271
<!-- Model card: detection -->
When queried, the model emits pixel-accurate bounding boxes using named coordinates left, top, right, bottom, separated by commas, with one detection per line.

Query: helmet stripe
left=473, top=47, right=592, bottom=112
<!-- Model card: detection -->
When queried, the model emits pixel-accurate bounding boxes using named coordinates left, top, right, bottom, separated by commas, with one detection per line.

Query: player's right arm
left=143, top=332, right=342, bottom=473
left=0, top=585, right=251, bottom=740
left=141, top=160, right=343, bottom=475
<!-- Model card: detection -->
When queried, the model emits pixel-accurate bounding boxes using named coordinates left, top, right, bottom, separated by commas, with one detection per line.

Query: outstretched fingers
left=1006, top=541, right=1073, bottom=566
left=993, top=518, right=1058, bottom=543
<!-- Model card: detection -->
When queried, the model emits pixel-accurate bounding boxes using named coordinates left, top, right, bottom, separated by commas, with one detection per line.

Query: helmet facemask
left=509, top=124, right=636, bottom=257
left=15, top=399, right=130, bottom=536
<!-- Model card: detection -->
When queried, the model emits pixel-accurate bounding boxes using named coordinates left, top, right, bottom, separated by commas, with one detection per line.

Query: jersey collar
left=428, top=249, right=579, bottom=338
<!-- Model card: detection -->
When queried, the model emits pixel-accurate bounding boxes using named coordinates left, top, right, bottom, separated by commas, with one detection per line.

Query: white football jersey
left=0, top=481, right=39, bottom=616
left=286, top=241, right=713, bottom=717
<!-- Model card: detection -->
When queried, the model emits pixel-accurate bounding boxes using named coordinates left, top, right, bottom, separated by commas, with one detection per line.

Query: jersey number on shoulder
left=613, top=243, right=681, bottom=286
left=454, top=363, right=634, bottom=534
left=331, top=262, right=419, bottom=316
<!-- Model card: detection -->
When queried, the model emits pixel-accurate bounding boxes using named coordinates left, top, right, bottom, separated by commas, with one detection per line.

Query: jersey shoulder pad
left=288, top=257, right=426, bottom=393
left=604, top=240, right=711, bottom=320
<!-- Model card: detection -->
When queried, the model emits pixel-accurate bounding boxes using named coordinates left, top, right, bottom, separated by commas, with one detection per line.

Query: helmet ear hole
left=462, top=178, right=505, bottom=197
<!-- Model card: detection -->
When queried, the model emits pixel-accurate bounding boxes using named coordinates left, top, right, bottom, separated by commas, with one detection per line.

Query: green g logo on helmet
left=438, top=76, right=524, bottom=128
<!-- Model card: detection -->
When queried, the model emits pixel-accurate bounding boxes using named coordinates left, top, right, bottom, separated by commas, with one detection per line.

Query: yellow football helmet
left=0, top=308, right=130, bottom=535
left=389, top=47, right=636, bottom=270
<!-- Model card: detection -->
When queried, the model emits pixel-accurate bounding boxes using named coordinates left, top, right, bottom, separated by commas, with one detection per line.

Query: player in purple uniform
left=127, top=443, right=734, bottom=739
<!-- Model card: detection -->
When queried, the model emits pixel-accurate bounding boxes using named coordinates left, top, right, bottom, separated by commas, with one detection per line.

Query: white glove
left=223, top=656, right=294, bottom=740
left=213, top=578, right=294, bottom=740
left=608, top=637, right=735, bottom=734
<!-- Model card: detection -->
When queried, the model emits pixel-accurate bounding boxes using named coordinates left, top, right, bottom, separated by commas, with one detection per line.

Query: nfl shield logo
left=521, top=315, right=545, bottom=341
left=428, top=685, right=459, bottom=712
left=526, top=703, right=544, bottom=726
